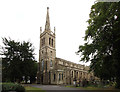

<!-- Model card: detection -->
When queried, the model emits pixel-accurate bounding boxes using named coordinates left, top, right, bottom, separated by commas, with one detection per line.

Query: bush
left=2, top=83, right=25, bottom=92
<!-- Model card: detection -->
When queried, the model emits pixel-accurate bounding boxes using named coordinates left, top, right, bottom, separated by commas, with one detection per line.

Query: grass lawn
left=66, top=85, right=120, bottom=91
left=25, top=86, right=46, bottom=92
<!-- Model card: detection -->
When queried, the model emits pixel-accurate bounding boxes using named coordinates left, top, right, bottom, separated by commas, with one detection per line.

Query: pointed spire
left=40, top=27, right=42, bottom=34
left=45, top=7, right=50, bottom=31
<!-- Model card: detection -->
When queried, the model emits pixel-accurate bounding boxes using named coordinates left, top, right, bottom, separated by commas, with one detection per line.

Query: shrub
left=2, top=83, right=25, bottom=92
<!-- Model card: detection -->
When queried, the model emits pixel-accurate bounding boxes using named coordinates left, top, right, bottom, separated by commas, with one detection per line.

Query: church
left=37, top=7, right=97, bottom=85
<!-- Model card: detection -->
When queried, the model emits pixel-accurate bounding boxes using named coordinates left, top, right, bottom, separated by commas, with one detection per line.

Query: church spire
left=45, top=7, right=50, bottom=31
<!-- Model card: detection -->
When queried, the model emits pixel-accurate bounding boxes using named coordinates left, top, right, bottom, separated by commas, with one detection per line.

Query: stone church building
left=37, top=7, right=97, bottom=85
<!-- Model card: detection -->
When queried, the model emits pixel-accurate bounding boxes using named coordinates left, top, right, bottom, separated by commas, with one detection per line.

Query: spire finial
left=45, top=7, right=50, bottom=31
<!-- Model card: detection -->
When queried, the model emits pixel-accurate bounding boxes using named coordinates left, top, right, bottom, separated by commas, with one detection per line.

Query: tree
left=19, top=41, right=37, bottom=83
left=77, top=2, right=120, bottom=88
left=1, top=38, right=38, bottom=83
left=1, top=38, right=22, bottom=82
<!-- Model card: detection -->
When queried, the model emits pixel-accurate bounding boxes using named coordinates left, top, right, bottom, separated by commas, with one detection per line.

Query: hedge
left=2, top=83, right=25, bottom=92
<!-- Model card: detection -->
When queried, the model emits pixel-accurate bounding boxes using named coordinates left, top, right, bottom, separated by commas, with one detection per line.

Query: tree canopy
left=1, top=38, right=38, bottom=83
left=77, top=2, right=120, bottom=88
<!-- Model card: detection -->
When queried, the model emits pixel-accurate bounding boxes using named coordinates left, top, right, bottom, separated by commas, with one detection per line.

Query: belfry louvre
left=37, top=7, right=97, bottom=85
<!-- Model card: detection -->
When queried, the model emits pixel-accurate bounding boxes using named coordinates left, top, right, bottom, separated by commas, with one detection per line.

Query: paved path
left=24, top=84, right=119, bottom=92
left=31, top=85, right=80, bottom=90
left=26, top=84, right=94, bottom=92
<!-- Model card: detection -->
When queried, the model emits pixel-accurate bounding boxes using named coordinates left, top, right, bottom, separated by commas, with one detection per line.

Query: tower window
left=41, top=38, right=45, bottom=46
left=42, top=51, right=43, bottom=54
left=43, top=38, right=45, bottom=45
left=50, top=60, right=52, bottom=67
left=52, top=39, right=53, bottom=47
left=49, top=38, right=51, bottom=45
left=42, top=60, right=44, bottom=71
left=50, top=51, right=52, bottom=56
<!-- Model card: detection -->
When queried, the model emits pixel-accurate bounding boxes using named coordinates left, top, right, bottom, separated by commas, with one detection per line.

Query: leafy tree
left=29, top=62, right=38, bottom=83
left=1, top=38, right=38, bottom=83
left=19, top=41, right=37, bottom=83
left=77, top=2, right=120, bottom=88
left=2, top=38, right=22, bottom=82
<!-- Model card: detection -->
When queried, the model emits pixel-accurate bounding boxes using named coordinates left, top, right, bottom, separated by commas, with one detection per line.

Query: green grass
left=66, top=85, right=120, bottom=91
left=65, top=86, right=74, bottom=88
left=77, top=86, right=105, bottom=90
left=25, top=86, right=46, bottom=92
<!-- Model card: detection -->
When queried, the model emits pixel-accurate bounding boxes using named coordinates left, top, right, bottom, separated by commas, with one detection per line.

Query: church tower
left=39, top=7, right=56, bottom=84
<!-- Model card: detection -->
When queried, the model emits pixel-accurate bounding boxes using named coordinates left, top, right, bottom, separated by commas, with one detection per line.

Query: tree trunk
left=25, top=76, right=27, bottom=84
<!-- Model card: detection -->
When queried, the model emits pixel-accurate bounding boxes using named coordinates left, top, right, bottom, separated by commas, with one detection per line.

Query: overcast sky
left=0, top=0, right=96, bottom=65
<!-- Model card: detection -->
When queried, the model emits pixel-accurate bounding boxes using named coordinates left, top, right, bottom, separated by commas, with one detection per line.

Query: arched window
left=50, top=51, right=52, bottom=56
left=62, top=73, right=63, bottom=80
left=50, top=60, right=52, bottom=67
left=42, top=38, right=45, bottom=46
left=46, top=61, right=47, bottom=71
left=52, top=39, right=53, bottom=47
left=72, top=71, right=73, bottom=77
left=49, top=71, right=51, bottom=80
left=42, top=50, right=43, bottom=54
left=49, top=38, right=51, bottom=45
left=77, top=72, right=78, bottom=78
left=42, top=60, right=44, bottom=71
left=54, top=74, right=56, bottom=81
left=59, top=73, right=61, bottom=81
